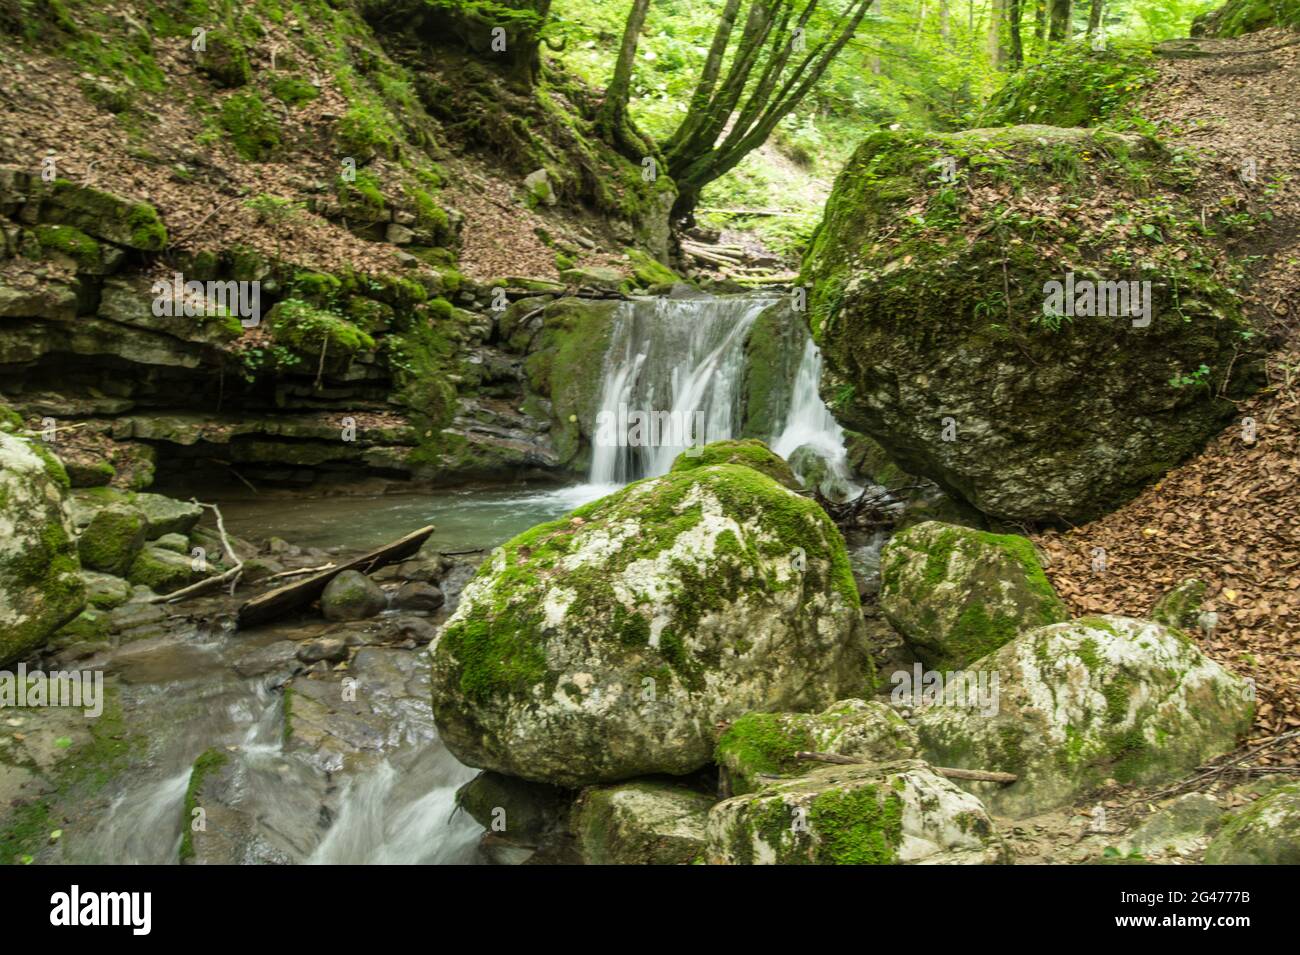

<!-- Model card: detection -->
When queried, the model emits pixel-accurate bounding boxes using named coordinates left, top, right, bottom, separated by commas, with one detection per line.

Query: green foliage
left=217, top=91, right=281, bottom=161
left=979, top=42, right=1158, bottom=129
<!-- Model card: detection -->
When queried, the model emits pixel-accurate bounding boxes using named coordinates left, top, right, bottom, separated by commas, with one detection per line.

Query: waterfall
left=588, top=296, right=772, bottom=484
left=585, top=294, right=855, bottom=494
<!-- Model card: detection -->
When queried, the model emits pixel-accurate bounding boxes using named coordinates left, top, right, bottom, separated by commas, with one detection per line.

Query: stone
left=1203, top=785, right=1300, bottom=864
left=574, top=780, right=713, bottom=865
left=914, top=615, right=1255, bottom=817
left=559, top=266, right=628, bottom=291
left=806, top=124, right=1263, bottom=523
left=669, top=438, right=801, bottom=491
left=0, top=430, right=85, bottom=664
left=523, top=168, right=557, bottom=207
left=456, top=772, right=572, bottom=844
left=705, top=760, right=1009, bottom=865
left=77, top=503, right=147, bottom=576
left=296, top=636, right=348, bottom=665
left=1150, top=577, right=1207, bottom=630
left=428, top=464, right=869, bottom=787
left=152, top=532, right=190, bottom=554
left=127, top=545, right=197, bottom=595
left=879, top=521, right=1068, bottom=670
left=320, top=570, right=387, bottom=621
left=392, top=580, right=445, bottom=612
left=80, top=570, right=132, bottom=611
left=133, top=493, right=204, bottom=538
left=716, top=699, right=919, bottom=796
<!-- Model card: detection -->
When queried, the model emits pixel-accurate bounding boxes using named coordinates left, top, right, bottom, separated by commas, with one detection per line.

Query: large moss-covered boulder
left=40, top=179, right=168, bottom=251
left=705, top=759, right=1008, bottom=865
left=133, top=493, right=204, bottom=538
left=127, top=544, right=196, bottom=594
left=76, top=503, right=147, bottom=576
left=429, top=465, right=870, bottom=787
left=0, top=431, right=86, bottom=664
left=1202, top=785, right=1300, bottom=864
left=669, top=439, right=800, bottom=490
left=879, top=522, right=1068, bottom=670
left=804, top=124, right=1263, bottom=524
left=1193, top=0, right=1300, bottom=37
left=915, top=616, right=1255, bottom=817
left=574, top=780, right=713, bottom=865
left=717, top=700, right=918, bottom=796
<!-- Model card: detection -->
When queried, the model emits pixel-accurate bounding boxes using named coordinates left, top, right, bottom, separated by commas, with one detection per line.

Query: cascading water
left=588, top=296, right=773, bottom=485
left=586, top=294, right=855, bottom=494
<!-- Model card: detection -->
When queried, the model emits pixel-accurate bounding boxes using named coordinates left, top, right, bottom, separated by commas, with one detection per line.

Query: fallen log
left=235, top=524, right=435, bottom=629
left=793, top=751, right=1017, bottom=784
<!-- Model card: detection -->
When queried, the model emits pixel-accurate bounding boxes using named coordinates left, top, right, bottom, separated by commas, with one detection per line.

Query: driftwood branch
left=793, top=752, right=1017, bottom=784
left=236, top=524, right=435, bottom=629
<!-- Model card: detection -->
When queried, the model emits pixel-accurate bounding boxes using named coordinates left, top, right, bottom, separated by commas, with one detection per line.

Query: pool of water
left=214, top=483, right=622, bottom=554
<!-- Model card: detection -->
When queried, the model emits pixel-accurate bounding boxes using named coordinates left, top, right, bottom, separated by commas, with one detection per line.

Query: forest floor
left=1034, top=27, right=1300, bottom=767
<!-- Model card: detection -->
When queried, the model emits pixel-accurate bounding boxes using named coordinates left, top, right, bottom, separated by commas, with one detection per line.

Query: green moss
left=217, top=92, right=281, bottom=161
left=178, top=748, right=229, bottom=863
left=670, top=439, right=801, bottom=490
left=807, top=784, right=904, bottom=864
left=268, top=73, right=319, bottom=106
left=1194, top=0, right=1300, bottom=37
left=33, top=225, right=101, bottom=270
left=336, top=103, right=400, bottom=161
left=266, top=298, right=375, bottom=361
left=716, top=713, right=815, bottom=793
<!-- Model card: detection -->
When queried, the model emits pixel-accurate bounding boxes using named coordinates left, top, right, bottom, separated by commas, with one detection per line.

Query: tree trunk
left=1034, top=0, right=1047, bottom=42
left=988, top=0, right=1008, bottom=69
left=1086, top=0, right=1103, bottom=35
left=596, top=0, right=653, bottom=159
left=1048, top=0, right=1071, bottom=41
left=1008, top=0, right=1023, bottom=66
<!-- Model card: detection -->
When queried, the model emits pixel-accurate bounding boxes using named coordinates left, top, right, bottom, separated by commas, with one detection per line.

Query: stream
left=54, top=293, right=883, bottom=865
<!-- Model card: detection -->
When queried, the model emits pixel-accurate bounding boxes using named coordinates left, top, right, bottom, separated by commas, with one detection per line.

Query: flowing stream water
left=67, top=294, right=861, bottom=865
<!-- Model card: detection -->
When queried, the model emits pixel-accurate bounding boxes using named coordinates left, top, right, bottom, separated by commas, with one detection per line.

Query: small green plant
left=1169, top=363, right=1211, bottom=389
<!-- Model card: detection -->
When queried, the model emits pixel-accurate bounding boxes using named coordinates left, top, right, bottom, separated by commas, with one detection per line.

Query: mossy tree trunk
left=596, top=0, right=655, bottom=160
left=1086, top=0, right=1103, bottom=35
left=661, top=0, right=876, bottom=223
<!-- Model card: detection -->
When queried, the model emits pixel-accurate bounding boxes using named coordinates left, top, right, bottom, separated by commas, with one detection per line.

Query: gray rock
left=392, top=580, right=444, bottom=612
left=133, top=493, right=204, bottom=538
left=320, top=570, right=387, bottom=621
left=575, top=780, right=713, bottom=865
left=1203, top=785, right=1300, bottom=864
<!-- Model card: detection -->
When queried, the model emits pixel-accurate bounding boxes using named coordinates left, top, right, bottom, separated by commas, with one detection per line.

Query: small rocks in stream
left=320, top=570, right=387, bottom=621
left=391, top=581, right=445, bottom=613
left=232, top=640, right=305, bottom=679
left=297, top=635, right=349, bottom=665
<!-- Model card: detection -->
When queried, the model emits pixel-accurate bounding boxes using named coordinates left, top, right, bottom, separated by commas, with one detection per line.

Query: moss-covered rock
left=41, top=179, right=167, bottom=251
left=127, top=545, right=196, bottom=595
left=560, top=266, right=630, bottom=292
left=1202, top=784, right=1300, bottom=864
left=624, top=248, right=679, bottom=288
left=428, top=464, right=870, bottom=787
left=705, top=759, right=1008, bottom=864
left=520, top=297, right=621, bottom=468
left=267, top=299, right=376, bottom=366
left=804, top=124, right=1263, bottom=524
left=739, top=299, right=804, bottom=442
left=76, top=503, right=147, bottom=575
left=1193, top=0, right=1300, bottom=37
left=879, top=521, right=1068, bottom=670
left=133, top=493, right=203, bottom=538
left=0, top=431, right=86, bottom=664
left=320, top=569, right=387, bottom=621
left=574, top=780, right=713, bottom=864
left=196, top=32, right=252, bottom=88
left=716, top=699, right=919, bottom=796
left=455, top=771, right=572, bottom=843
left=1150, top=577, right=1208, bottom=630
left=81, top=570, right=132, bottom=611
left=914, top=615, right=1255, bottom=817
left=669, top=438, right=800, bottom=491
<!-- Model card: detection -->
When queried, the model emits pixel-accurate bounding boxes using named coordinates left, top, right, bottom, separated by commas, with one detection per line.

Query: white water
left=581, top=294, right=854, bottom=496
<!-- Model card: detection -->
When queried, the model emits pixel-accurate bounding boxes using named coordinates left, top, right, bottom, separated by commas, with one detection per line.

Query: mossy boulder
left=0, top=431, right=86, bottom=664
left=428, top=464, right=870, bottom=787
left=624, top=248, right=679, bottom=288
left=455, top=771, right=572, bottom=843
left=914, top=615, right=1255, bottom=817
left=127, top=545, right=197, bottom=594
left=705, top=759, right=1008, bottom=864
left=560, top=266, right=630, bottom=292
left=77, top=503, right=147, bottom=575
left=804, top=124, right=1263, bottom=524
left=1150, top=577, right=1207, bottom=630
left=1202, top=785, right=1300, bottom=864
left=739, top=299, right=804, bottom=442
left=717, top=699, right=919, bottom=796
left=81, top=570, right=132, bottom=610
left=1192, top=0, right=1300, bottom=37
left=133, top=493, right=203, bottom=538
left=574, top=780, right=713, bottom=864
left=42, top=180, right=167, bottom=251
left=320, top=570, right=387, bottom=621
left=267, top=299, right=376, bottom=367
left=669, top=438, right=800, bottom=490
left=879, top=521, right=1068, bottom=670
